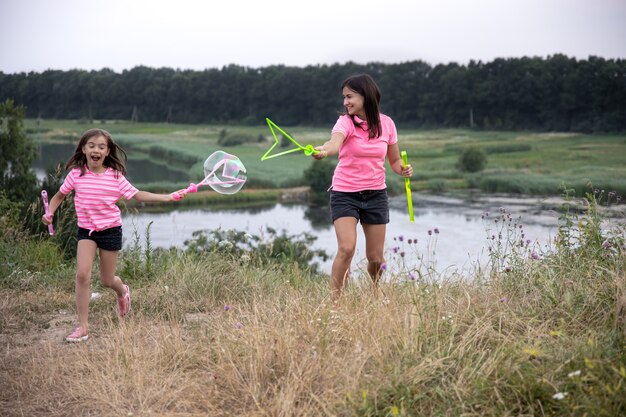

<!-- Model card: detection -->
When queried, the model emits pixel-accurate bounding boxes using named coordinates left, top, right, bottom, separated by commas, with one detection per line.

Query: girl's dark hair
left=65, top=128, right=128, bottom=177
left=341, top=74, right=382, bottom=139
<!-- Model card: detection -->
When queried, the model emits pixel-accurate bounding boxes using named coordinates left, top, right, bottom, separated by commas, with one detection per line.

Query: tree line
left=1, top=54, right=625, bottom=132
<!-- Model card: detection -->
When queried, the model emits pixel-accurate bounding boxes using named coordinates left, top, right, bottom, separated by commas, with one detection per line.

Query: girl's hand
left=401, top=164, right=413, bottom=178
left=170, top=189, right=187, bottom=201
left=42, top=213, right=53, bottom=225
left=312, top=146, right=328, bottom=160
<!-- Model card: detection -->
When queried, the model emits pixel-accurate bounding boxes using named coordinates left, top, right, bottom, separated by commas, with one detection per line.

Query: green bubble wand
left=401, top=151, right=414, bottom=222
left=261, top=118, right=320, bottom=160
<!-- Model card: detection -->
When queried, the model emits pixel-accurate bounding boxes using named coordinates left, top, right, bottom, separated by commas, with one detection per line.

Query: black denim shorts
left=77, top=226, right=123, bottom=251
left=330, top=189, right=389, bottom=224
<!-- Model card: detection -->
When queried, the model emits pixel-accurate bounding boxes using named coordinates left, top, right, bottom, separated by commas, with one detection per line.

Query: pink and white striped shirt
left=60, top=167, right=138, bottom=232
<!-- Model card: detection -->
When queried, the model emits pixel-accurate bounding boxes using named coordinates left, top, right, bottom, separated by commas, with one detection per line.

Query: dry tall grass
left=1, top=243, right=625, bottom=416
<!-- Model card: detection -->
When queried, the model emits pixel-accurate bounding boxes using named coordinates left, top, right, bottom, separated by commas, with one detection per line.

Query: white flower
left=552, top=392, right=568, bottom=400
left=567, top=370, right=581, bottom=378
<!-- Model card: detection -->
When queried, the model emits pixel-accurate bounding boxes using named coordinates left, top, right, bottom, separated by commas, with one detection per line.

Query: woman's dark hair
left=65, top=128, right=128, bottom=177
left=341, top=74, right=382, bottom=139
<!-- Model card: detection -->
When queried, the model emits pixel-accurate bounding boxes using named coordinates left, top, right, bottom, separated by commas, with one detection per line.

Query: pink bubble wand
left=172, top=150, right=247, bottom=200
left=41, top=190, right=54, bottom=236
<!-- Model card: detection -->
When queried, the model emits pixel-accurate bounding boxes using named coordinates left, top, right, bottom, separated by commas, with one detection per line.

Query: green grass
left=26, top=119, right=626, bottom=197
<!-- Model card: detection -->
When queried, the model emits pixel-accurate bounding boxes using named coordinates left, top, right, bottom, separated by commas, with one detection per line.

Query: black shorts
left=77, top=226, right=123, bottom=251
left=330, top=189, right=389, bottom=224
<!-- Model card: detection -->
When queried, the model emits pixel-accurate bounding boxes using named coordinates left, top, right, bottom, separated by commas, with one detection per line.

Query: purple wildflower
left=380, top=262, right=388, bottom=271
left=398, top=235, right=404, bottom=242
left=434, top=227, right=440, bottom=234
left=500, top=296, right=508, bottom=303
left=400, top=251, right=405, bottom=258
left=408, top=272, right=416, bottom=280
left=428, top=230, right=433, bottom=236
left=235, top=322, right=244, bottom=329
left=531, top=252, right=540, bottom=260
left=224, top=305, right=232, bottom=311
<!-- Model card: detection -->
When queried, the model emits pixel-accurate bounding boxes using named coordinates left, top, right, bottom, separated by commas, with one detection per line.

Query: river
left=121, top=193, right=567, bottom=277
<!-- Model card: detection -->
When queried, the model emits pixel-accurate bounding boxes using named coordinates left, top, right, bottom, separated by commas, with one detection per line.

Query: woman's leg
left=362, top=223, right=387, bottom=288
left=75, top=240, right=97, bottom=332
left=331, top=217, right=358, bottom=297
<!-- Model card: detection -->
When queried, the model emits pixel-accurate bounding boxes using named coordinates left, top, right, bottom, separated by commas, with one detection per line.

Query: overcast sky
left=1, top=0, right=625, bottom=74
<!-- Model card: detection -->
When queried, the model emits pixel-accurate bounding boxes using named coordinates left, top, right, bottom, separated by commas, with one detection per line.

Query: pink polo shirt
left=330, top=114, right=398, bottom=192
left=60, top=167, right=139, bottom=232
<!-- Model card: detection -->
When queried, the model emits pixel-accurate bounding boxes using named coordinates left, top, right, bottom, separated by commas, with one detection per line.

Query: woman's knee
left=336, top=244, right=356, bottom=260
left=366, top=254, right=385, bottom=265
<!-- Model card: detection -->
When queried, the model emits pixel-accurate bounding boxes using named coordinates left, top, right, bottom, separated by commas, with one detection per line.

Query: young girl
left=43, top=128, right=182, bottom=342
left=311, top=74, right=413, bottom=297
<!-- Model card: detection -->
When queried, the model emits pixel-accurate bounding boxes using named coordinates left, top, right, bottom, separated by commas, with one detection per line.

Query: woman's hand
left=312, top=146, right=328, bottom=160
left=401, top=164, right=413, bottom=178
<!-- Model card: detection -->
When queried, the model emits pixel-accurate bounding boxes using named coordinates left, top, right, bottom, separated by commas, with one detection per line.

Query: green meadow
left=26, top=119, right=626, bottom=198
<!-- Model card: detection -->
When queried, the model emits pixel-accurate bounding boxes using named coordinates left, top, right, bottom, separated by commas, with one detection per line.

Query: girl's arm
left=387, top=143, right=413, bottom=177
left=312, top=132, right=346, bottom=160
left=133, top=191, right=177, bottom=203
left=42, top=191, right=66, bottom=225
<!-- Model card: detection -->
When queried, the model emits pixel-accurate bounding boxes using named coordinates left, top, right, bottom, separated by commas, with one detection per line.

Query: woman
left=312, top=74, right=413, bottom=297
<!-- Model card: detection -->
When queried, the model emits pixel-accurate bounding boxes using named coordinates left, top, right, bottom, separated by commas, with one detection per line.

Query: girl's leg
left=362, top=223, right=387, bottom=288
left=98, top=249, right=124, bottom=296
left=99, top=249, right=131, bottom=316
left=76, top=240, right=97, bottom=332
left=331, top=217, right=358, bottom=297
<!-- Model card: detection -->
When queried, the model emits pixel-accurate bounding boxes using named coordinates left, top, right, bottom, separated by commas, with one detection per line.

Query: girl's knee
left=100, top=275, right=117, bottom=288
left=75, top=270, right=91, bottom=285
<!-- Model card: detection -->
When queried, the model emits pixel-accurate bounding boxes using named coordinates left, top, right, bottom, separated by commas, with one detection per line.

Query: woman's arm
left=312, top=132, right=346, bottom=160
left=387, top=143, right=413, bottom=177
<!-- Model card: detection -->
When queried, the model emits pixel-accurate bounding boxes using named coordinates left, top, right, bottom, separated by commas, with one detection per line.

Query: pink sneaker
left=117, top=284, right=131, bottom=317
left=65, top=326, right=88, bottom=343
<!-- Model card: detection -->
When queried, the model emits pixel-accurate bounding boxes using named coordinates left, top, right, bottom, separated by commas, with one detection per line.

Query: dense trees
left=0, top=99, right=37, bottom=202
left=1, top=55, right=624, bottom=131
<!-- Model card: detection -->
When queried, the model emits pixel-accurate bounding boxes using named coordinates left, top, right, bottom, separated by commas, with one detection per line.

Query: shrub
left=457, top=146, right=487, bottom=172
left=303, top=158, right=335, bottom=204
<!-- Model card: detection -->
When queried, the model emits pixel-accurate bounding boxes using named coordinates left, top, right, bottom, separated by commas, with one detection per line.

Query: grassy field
left=26, top=119, right=626, bottom=197
left=1, top=192, right=625, bottom=415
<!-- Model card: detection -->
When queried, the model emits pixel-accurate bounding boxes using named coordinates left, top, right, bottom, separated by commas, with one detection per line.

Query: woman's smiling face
left=342, top=86, right=365, bottom=119
left=82, top=135, right=110, bottom=172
